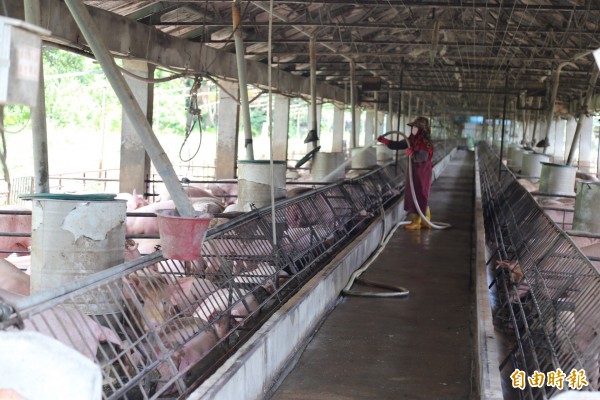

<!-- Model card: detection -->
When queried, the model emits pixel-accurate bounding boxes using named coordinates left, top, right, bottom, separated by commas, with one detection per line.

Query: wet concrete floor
left=270, top=150, right=476, bottom=400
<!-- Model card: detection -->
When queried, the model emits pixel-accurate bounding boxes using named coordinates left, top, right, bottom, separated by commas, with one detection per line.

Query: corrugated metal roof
left=79, top=1, right=600, bottom=113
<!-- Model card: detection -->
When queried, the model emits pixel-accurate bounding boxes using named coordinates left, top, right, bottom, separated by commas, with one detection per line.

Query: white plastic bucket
left=311, top=152, right=345, bottom=182
left=30, top=195, right=126, bottom=316
left=572, top=180, right=600, bottom=233
left=237, top=160, right=286, bottom=211
left=508, top=146, right=524, bottom=171
left=539, top=162, right=577, bottom=196
left=351, top=147, right=377, bottom=168
left=376, top=144, right=394, bottom=162
left=522, top=152, right=551, bottom=178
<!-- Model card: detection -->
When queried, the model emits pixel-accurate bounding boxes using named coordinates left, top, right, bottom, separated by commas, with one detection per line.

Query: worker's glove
left=406, top=148, right=414, bottom=156
left=377, top=135, right=390, bottom=145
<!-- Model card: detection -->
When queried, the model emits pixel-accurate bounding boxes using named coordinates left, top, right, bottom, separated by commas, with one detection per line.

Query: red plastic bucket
left=156, top=210, right=213, bottom=261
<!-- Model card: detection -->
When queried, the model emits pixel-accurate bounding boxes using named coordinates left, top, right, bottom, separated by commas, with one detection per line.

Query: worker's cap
left=407, top=116, right=430, bottom=131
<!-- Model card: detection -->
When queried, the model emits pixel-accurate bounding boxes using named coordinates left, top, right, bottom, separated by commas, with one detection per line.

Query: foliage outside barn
left=0, top=48, right=351, bottom=204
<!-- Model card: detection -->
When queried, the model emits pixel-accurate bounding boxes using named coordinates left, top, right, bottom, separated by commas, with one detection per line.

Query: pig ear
left=132, top=188, right=138, bottom=197
left=121, top=275, right=137, bottom=299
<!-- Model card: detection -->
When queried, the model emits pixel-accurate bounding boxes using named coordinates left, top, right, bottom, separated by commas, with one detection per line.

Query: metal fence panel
left=478, top=143, right=600, bottom=398
left=0, top=140, right=458, bottom=399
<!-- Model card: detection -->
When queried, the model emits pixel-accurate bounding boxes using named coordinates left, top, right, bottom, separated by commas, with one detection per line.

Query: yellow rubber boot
left=404, top=213, right=421, bottom=230
left=421, top=208, right=431, bottom=229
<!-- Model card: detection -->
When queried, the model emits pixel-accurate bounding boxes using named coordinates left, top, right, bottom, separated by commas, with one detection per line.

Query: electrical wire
left=0, top=118, right=31, bottom=134
left=178, top=77, right=203, bottom=162
left=118, top=67, right=193, bottom=84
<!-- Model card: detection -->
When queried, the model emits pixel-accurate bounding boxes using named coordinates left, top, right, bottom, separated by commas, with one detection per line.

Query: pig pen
left=0, top=139, right=460, bottom=399
left=0, top=138, right=457, bottom=400
left=478, top=143, right=600, bottom=399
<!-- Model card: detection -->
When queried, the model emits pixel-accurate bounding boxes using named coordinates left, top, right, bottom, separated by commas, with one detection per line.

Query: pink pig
left=193, top=288, right=259, bottom=338
left=0, top=259, right=30, bottom=296
left=1, top=289, right=122, bottom=360
left=0, top=206, right=31, bottom=258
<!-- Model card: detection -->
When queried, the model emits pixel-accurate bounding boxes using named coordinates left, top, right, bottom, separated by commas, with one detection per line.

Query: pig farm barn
left=1, top=1, right=600, bottom=400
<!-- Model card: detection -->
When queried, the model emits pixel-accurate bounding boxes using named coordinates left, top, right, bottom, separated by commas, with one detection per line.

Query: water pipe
left=63, top=0, right=193, bottom=217
left=232, top=2, right=254, bottom=160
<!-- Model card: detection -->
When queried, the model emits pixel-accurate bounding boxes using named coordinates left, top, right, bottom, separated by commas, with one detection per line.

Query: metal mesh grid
left=0, top=140, right=457, bottom=399
left=478, top=143, right=600, bottom=399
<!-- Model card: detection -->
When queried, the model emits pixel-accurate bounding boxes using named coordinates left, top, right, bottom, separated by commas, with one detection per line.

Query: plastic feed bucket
left=156, top=210, right=212, bottom=261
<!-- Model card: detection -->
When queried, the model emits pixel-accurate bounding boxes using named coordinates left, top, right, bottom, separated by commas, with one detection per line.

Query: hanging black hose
left=179, top=76, right=203, bottom=163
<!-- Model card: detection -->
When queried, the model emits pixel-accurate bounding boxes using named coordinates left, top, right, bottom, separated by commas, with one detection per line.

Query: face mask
left=411, top=127, right=419, bottom=135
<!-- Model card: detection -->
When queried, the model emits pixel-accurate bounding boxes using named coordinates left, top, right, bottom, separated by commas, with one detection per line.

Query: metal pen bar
left=62, top=0, right=193, bottom=217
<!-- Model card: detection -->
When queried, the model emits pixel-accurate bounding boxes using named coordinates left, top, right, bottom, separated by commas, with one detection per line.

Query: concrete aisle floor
left=269, top=150, right=476, bottom=400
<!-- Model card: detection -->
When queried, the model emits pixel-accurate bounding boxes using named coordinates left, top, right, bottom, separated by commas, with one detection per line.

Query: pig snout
left=0, top=258, right=30, bottom=296
left=124, top=239, right=141, bottom=261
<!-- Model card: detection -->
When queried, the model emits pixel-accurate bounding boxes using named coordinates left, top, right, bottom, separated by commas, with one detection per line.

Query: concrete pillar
left=546, top=118, right=556, bottom=158
left=565, top=117, right=577, bottom=162
left=216, top=81, right=239, bottom=179
left=364, top=109, right=376, bottom=146
left=119, top=60, right=153, bottom=194
left=578, top=115, right=594, bottom=172
left=355, top=107, right=365, bottom=147
left=332, top=104, right=345, bottom=153
left=376, top=111, right=385, bottom=141
left=306, top=104, right=322, bottom=152
left=373, top=95, right=379, bottom=144
left=389, top=113, right=397, bottom=133
left=273, top=94, right=289, bottom=161
left=553, top=118, right=566, bottom=163
left=25, top=0, right=50, bottom=193
left=526, top=121, right=533, bottom=145
left=537, top=120, right=547, bottom=146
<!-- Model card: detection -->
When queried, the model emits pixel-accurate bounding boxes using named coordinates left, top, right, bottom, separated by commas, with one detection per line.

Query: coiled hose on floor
left=342, top=201, right=410, bottom=297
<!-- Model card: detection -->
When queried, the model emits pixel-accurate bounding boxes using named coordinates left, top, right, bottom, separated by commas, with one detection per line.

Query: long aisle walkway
left=270, top=150, right=475, bottom=400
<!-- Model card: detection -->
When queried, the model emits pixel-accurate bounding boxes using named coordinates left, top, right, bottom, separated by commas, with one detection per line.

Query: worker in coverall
left=377, top=116, right=434, bottom=230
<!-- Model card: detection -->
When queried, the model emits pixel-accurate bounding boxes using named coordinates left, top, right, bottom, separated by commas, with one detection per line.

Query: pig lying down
left=0, top=289, right=122, bottom=361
